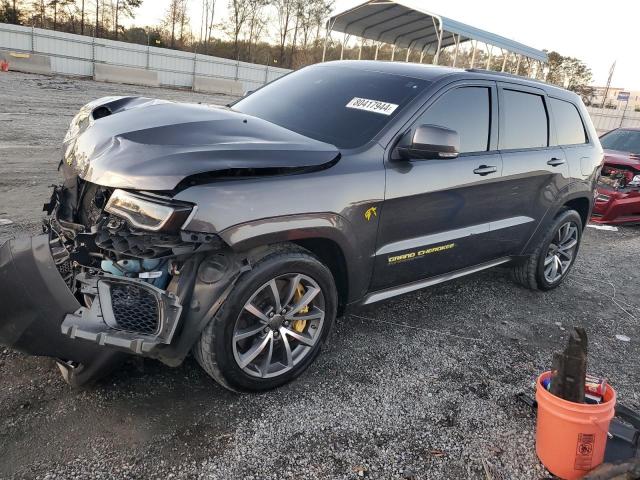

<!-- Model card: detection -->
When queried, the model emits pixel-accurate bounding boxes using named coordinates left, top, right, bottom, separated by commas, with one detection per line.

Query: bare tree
left=300, top=0, right=332, bottom=49
left=225, top=0, right=252, bottom=60
left=245, top=0, right=268, bottom=62
left=178, top=0, right=189, bottom=45
left=114, top=0, right=141, bottom=39
left=163, top=0, right=187, bottom=48
left=274, top=0, right=295, bottom=66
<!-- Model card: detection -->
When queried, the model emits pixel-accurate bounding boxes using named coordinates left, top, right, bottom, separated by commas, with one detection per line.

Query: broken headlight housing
left=105, top=189, right=193, bottom=232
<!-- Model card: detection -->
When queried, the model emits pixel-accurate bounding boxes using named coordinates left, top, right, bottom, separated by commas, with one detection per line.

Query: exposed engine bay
left=598, top=164, right=640, bottom=191
left=45, top=180, right=212, bottom=293
left=43, top=175, right=236, bottom=360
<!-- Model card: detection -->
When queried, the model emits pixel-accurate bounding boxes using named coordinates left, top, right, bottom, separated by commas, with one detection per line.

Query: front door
left=372, top=81, right=510, bottom=291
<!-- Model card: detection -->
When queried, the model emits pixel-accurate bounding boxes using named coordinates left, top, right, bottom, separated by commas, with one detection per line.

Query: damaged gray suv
left=0, top=61, right=602, bottom=391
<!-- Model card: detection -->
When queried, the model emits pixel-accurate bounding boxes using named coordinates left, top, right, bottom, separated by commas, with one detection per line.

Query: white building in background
left=588, top=86, right=640, bottom=110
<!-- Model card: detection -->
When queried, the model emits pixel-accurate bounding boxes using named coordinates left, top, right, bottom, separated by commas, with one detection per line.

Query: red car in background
left=592, top=128, right=640, bottom=225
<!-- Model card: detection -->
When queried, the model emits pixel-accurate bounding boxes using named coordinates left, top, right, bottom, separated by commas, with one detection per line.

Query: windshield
left=600, top=129, right=640, bottom=155
left=232, top=65, right=429, bottom=149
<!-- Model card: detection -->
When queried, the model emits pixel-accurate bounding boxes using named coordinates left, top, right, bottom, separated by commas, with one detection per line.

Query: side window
left=501, top=89, right=548, bottom=150
left=550, top=98, right=588, bottom=145
left=417, top=86, right=490, bottom=153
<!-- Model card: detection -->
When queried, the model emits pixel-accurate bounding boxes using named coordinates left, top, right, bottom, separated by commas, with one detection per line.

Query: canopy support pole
left=340, top=32, right=347, bottom=60
left=501, top=49, right=508, bottom=72
left=432, top=17, right=443, bottom=65
left=374, top=42, right=379, bottom=60
left=405, top=46, right=411, bottom=62
left=515, top=54, right=522, bottom=74
left=322, top=19, right=335, bottom=63
left=391, top=44, right=396, bottom=61
left=485, top=44, right=493, bottom=70
left=452, top=34, right=460, bottom=67
left=358, top=37, right=363, bottom=60
left=470, top=40, right=477, bottom=68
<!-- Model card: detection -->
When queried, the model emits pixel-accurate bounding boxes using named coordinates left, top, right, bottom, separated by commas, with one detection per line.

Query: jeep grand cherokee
left=0, top=61, right=603, bottom=391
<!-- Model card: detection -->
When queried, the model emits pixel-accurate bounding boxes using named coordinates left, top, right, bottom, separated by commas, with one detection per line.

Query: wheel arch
left=521, top=186, right=593, bottom=256
left=290, top=237, right=349, bottom=315
left=219, top=213, right=368, bottom=307
left=562, top=196, right=591, bottom=230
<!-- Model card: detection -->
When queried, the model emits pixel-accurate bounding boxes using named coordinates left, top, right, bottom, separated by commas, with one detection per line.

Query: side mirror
left=397, top=125, right=460, bottom=160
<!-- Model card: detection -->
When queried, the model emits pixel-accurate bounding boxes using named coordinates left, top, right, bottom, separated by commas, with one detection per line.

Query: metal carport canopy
left=325, top=0, right=548, bottom=63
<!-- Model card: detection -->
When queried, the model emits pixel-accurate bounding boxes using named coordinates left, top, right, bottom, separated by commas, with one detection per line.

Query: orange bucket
left=536, top=371, right=616, bottom=479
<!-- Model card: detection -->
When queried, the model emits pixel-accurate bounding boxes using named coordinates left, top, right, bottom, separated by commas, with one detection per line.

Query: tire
left=512, top=209, right=583, bottom=291
left=193, top=245, right=338, bottom=392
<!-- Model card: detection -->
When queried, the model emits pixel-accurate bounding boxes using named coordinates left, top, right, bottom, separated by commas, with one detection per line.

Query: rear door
left=372, top=81, right=506, bottom=290
left=548, top=96, right=596, bottom=183
left=495, top=83, right=572, bottom=255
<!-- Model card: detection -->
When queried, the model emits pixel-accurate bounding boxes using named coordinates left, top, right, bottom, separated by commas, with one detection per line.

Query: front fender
left=219, top=213, right=369, bottom=303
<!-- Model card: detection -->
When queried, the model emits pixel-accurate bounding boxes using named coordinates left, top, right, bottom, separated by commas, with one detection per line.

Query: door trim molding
left=362, top=257, right=512, bottom=305
left=375, top=216, right=534, bottom=255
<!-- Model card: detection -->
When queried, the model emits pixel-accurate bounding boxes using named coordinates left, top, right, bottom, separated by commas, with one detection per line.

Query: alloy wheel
left=543, top=221, right=579, bottom=284
left=232, top=273, right=326, bottom=378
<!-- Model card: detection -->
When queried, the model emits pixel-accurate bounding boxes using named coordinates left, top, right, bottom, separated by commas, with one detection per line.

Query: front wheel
left=512, top=209, right=583, bottom=291
left=194, top=246, right=337, bottom=392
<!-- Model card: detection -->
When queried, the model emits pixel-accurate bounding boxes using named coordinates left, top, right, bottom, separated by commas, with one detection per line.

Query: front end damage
left=592, top=162, right=640, bottom=225
left=0, top=180, right=244, bottom=386
left=0, top=95, right=341, bottom=386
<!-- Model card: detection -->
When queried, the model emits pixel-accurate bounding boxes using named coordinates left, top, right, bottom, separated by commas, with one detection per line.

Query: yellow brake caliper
left=291, top=283, right=309, bottom=333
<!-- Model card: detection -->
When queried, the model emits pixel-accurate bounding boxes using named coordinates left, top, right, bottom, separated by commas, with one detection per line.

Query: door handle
left=547, top=157, right=566, bottom=167
left=473, top=165, right=498, bottom=176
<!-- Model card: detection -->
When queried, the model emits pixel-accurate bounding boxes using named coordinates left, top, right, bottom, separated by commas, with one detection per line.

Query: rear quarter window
left=500, top=89, right=548, bottom=150
left=550, top=98, right=588, bottom=145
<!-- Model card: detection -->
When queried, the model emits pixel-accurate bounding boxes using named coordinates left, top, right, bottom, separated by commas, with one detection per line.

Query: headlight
left=105, top=189, right=193, bottom=232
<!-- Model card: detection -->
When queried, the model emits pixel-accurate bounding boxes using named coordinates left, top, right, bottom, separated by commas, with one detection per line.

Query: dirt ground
left=0, top=72, right=638, bottom=480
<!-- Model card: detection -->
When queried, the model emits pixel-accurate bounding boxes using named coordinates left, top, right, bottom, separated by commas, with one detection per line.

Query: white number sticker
left=346, top=97, right=399, bottom=116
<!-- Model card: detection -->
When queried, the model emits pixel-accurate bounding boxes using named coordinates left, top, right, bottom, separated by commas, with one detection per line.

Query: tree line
left=0, top=0, right=595, bottom=92
left=0, top=0, right=334, bottom=69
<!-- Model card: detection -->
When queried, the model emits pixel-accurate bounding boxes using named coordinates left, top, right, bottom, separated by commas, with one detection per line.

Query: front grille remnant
left=111, top=283, right=160, bottom=335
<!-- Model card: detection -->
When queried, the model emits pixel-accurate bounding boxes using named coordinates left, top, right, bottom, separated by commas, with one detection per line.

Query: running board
left=362, top=257, right=512, bottom=305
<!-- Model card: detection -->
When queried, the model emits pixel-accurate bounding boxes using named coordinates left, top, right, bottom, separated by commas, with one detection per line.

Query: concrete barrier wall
left=94, top=63, right=159, bottom=87
left=586, top=106, right=640, bottom=135
left=193, top=76, right=245, bottom=96
left=0, top=50, right=51, bottom=74
left=0, top=23, right=291, bottom=92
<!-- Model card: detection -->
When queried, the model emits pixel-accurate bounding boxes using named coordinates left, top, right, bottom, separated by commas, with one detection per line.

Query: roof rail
left=466, top=68, right=548, bottom=85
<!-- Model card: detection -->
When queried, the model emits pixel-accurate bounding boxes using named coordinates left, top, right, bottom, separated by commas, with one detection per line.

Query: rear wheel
left=512, top=209, right=582, bottom=291
left=194, top=246, right=337, bottom=392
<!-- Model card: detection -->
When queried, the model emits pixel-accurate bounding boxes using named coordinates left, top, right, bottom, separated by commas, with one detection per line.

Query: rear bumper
left=592, top=187, right=640, bottom=225
left=0, top=235, right=125, bottom=384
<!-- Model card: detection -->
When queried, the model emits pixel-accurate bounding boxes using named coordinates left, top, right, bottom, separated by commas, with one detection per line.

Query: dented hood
left=62, top=96, right=340, bottom=191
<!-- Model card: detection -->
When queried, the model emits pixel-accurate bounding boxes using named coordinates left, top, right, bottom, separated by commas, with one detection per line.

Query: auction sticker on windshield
left=346, top=97, right=399, bottom=115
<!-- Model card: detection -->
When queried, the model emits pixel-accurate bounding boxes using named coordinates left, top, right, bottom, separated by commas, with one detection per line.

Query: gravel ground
left=0, top=72, right=639, bottom=480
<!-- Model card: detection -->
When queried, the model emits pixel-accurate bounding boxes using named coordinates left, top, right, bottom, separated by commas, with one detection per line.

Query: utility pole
left=95, top=0, right=99, bottom=38
left=601, top=61, right=616, bottom=108
left=81, top=0, right=85, bottom=35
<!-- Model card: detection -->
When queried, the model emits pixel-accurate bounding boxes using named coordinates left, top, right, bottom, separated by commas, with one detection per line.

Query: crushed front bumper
left=62, top=272, right=183, bottom=354
left=1, top=233, right=244, bottom=384
left=0, top=235, right=126, bottom=384
left=592, top=186, right=640, bottom=225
